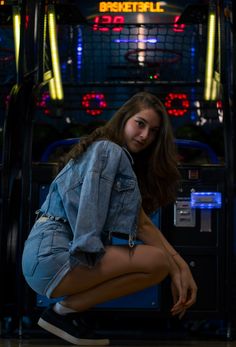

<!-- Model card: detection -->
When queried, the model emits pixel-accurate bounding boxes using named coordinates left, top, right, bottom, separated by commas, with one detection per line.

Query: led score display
left=93, top=15, right=124, bottom=32
left=92, top=1, right=185, bottom=32
left=93, top=14, right=184, bottom=32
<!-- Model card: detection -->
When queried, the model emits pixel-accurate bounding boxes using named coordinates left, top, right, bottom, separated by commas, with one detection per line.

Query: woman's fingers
left=170, top=281, right=185, bottom=316
left=180, top=268, right=198, bottom=305
left=171, top=278, right=197, bottom=316
left=171, top=285, right=197, bottom=318
left=184, top=286, right=198, bottom=308
left=169, top=259, right=197, bottom=318
left=171, top=303, right=186, bottom=316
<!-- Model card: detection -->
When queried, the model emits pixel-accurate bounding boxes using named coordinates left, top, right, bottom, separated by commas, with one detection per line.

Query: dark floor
left=0, top=339, right=236, bottom=347
left=1, top=309, right=236, bottom=347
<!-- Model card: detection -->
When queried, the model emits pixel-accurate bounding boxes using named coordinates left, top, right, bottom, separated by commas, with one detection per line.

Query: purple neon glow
left=114, top=38, right=158, bottom=44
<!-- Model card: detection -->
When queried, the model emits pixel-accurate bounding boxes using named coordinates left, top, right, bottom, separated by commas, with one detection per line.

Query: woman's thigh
left=52, top=244, right=168, bottom=297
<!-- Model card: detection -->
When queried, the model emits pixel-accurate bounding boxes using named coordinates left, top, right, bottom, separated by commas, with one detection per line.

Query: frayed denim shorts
left=22, top=217, right=75, bottom=298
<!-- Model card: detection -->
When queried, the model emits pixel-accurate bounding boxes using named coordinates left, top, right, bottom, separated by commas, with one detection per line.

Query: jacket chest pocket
left=111, top=174, right=136, bottom=208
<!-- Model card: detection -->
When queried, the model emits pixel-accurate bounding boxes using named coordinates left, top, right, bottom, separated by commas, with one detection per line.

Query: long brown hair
left=64, top=92, right=180, bottom=213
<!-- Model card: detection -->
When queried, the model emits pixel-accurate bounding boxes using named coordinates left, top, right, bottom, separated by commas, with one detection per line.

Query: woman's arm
left=137, top=208, right=179, bottom=256
left=138, top=208, right=191, bottom=268
left=137, top=208, right=197, bottom=316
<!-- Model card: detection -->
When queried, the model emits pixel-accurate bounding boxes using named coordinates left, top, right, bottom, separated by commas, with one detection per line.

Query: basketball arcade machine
left=33, top=0, right=233, bottom=337
left=0, top=0, right=234, bottom=339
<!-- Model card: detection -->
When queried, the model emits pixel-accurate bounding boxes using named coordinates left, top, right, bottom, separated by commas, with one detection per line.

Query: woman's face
left=123, top=108, right=161, bottom=153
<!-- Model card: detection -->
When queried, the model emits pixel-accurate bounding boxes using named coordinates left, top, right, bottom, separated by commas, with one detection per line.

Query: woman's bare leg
left=62, top=271, right=165, bottom=312
left=52, top=244, right=170, bottom=311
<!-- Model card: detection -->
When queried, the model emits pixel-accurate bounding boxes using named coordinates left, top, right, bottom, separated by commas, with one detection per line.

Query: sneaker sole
left=38, top=317, right=110, bottom=345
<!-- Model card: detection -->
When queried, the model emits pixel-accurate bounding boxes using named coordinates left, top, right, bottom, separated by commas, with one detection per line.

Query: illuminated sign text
left=99, top=2, right=165, bottom=13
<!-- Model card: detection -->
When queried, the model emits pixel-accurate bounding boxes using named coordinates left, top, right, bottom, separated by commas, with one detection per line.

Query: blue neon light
left=76, top=27, right=83, bottom=80
left=114, top=38, right=158, bottom=44
left=191, top=192, right=222, bottom=209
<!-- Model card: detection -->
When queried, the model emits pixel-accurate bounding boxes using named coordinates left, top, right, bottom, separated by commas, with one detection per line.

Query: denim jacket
left=38, top=140, right=142, bottom=267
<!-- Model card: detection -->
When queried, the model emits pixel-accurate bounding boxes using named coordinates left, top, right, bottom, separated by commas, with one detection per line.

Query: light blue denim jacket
left=37, top=140, right=142, bottom=267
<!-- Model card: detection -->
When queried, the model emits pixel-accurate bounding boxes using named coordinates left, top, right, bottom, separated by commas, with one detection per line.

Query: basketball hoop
left=125, top=48, right=182, bottom=68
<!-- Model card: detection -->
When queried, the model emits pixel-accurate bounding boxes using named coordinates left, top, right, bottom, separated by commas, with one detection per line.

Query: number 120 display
left=93, top=15, right=125, bottom=32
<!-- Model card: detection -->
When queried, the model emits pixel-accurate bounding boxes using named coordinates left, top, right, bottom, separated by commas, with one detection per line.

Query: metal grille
left=59, top=22, right=206, bottom=85
left=36, top=21, right=222, bottom=130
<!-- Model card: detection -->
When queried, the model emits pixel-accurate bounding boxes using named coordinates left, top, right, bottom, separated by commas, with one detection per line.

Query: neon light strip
left=13, top=6, right=21, bottom=74
left=204, top=13, right=216, bottom=101
left=42, top=14, right=57, bottom=100
left=114, top=38, right=158, bottom=43
left=137, top=16, right=145, bottom=65
left=76, top=27, right=83, bottom=80
left=48, top=5, right=64, bottom=100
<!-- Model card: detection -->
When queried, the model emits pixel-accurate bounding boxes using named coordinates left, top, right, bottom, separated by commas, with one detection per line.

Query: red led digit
left=173, top=16, right=185, bottom=33
left=92, top=15, right=110, bottom=32
left=93, top=16, right=100, bottom=31
left=112, top=16, right=124, bottom=32
left=102, top=15, right=112, bottom=24
left=99, top=15, right=112, bottom=32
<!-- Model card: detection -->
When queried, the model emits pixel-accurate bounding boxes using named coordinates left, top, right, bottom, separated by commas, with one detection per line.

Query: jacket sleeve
left=68, top=144, right=122, bottom=267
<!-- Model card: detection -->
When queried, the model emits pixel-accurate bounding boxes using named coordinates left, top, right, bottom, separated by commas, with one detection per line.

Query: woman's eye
left=136, top=120, right=145, bottom=127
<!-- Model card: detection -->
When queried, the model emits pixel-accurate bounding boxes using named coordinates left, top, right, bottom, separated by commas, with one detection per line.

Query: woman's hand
left=170, top=254, right=197, bottom=318
left=168, top=255, right=188, bottom=318
left=178, top=260, right=198, bottom=308
left=170, top=278, right=186, bottom=318
left=137, top=208, right=197, bottom=317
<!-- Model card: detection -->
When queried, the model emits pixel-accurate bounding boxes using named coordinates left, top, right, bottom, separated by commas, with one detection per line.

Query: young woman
left=22, top=91, right=197, bottom=345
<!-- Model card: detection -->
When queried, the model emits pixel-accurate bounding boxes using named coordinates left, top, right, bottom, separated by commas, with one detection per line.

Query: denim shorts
left=22, top=217, right=75, bottom=298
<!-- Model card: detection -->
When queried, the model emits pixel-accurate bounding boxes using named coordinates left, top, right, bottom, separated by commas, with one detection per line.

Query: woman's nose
left=140, top=128, right=149, bottom=140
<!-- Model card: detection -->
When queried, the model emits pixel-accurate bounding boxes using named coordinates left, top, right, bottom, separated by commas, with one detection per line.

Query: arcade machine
left=0, top=0, right=235, bottom=339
